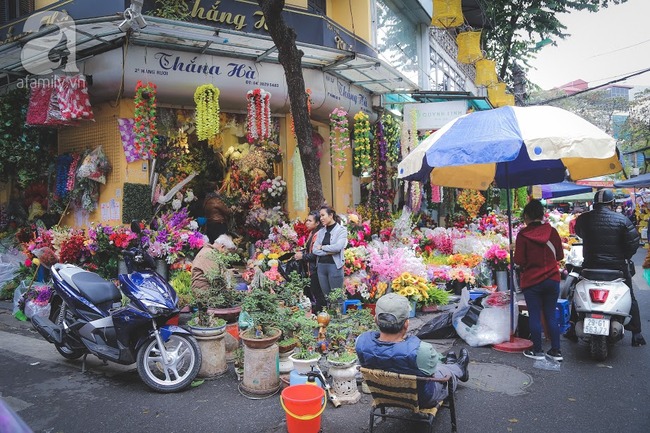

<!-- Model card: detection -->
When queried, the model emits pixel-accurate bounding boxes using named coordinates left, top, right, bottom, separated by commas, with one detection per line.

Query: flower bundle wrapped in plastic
left=427, top=265, right=451, bottom=284
left=484, top=243, right=510, bottom=272
left=447, top=253, right=483, bottom=269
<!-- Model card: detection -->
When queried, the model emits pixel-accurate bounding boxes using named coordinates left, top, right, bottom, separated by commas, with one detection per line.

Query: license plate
left=584, top=317, right=610, bottom=336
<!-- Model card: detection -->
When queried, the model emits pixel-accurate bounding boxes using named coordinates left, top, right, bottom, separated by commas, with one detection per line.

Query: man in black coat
left=575, top=189, right=646, bottom=346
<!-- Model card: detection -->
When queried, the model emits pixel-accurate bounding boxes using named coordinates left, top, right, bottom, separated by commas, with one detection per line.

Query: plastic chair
left=360, top=367, right=457, bottom=433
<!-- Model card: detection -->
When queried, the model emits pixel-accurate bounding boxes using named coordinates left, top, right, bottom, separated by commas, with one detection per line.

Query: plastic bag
left=24, top=300, right=51, bottom=320
left=12, top=281, right=29, bottom=315
left=533, top=357, right=561, bottom=371
left=453, top=288, right=516, bottom=347
left=77, top=146, right=111, bottom=184
left=416, top=312, right=458, bottom=339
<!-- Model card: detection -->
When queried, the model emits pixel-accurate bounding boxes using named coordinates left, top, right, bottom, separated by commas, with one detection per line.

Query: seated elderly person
left=191, top=234, right=236, bottom=295
left=356, top=293, right=469, bottom=408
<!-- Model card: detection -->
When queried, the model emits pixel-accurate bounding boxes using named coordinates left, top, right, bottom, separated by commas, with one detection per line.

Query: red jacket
left=514, top=222, right=564, bottom=289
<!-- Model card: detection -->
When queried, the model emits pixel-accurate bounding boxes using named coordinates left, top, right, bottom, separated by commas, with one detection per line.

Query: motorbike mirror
left=130, top=220, right=142, bottom=234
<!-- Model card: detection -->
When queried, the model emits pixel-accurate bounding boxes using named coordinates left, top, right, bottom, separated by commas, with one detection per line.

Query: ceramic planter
left=189, top=324, right=228, bottom=379
left=327, top=357, right=360, bottom=405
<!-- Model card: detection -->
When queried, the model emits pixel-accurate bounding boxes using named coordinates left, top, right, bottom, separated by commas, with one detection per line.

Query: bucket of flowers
left=484, top=243, right=510, bottom=290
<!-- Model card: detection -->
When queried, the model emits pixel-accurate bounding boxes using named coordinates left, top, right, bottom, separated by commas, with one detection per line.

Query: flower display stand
left=190, top=325, right=228, bottom=379
left=239, top=328, right=281, bottom=398
left=328, top=359, right=361, bottom=405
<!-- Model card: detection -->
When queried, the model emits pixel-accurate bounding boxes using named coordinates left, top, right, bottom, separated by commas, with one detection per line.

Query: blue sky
left=526, top=0, right=650, bottom=90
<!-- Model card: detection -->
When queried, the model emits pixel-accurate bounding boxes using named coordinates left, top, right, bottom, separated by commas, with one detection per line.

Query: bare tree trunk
left=257, top=0, right=324, bottom=210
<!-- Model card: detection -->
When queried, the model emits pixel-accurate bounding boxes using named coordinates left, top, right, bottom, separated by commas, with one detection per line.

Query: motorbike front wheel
left=590, top=335, right=608, bottom=361
left=136, top=333, right=202, bottom=393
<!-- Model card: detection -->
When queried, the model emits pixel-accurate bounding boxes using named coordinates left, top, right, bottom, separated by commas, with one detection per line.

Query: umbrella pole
left=493, top=163, right=533, bottom=353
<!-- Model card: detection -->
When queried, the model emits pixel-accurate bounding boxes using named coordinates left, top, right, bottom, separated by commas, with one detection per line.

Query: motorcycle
left=31, top=222, right=202, bottom=392
left=563, top=241, right=632, bottom=361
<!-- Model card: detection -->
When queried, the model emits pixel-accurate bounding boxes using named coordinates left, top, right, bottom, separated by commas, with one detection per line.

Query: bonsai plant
left=239, top=277, right=282, bottom=339
left=290, top=311, right=319, bottom=360
left=326, top=308, right=376, bottom=364
left=188, top=249, right=243, bottom=328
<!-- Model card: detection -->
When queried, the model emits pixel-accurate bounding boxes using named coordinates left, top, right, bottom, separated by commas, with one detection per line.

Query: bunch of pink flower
left=427, top=265, right=451, bottom=284
left=431, top=230, right=453, bottom=255
left=484, top=243, right=510, bottom=271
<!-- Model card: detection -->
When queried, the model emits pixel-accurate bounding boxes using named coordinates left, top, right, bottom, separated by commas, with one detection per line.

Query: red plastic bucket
left=280, top=384, right=326, bottom=433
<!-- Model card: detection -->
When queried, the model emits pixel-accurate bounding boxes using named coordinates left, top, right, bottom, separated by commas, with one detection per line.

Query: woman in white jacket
left=312, top=206, right=348, bottom=303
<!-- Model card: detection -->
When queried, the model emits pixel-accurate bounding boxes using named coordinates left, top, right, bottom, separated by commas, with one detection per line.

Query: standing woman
left=514, top=199, right=564, bottom=361
left=294, top=211, right=326, bottom=312
left=312, top=206, right=348, bottom=303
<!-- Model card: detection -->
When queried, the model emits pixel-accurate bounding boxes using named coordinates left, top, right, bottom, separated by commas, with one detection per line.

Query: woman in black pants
left=294, top=211, right=326, bottom=312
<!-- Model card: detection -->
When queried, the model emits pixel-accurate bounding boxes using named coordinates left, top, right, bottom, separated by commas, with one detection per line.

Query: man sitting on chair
left=356, top=293, right=469, bottom=408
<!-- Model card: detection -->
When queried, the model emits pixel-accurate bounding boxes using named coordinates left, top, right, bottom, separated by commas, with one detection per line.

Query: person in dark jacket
left=203, top=182, right=231, bottom=243
left=575, top=189, right=646, bottom=346
left=514, top=199, right=564, bottom=361
left=294, top=211, right=326, bottom=312
left=356, top=293, right=469, bottom=408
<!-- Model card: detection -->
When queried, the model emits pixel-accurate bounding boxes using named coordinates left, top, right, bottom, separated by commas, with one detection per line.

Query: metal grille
left=58, top=114, right=121, bottom=185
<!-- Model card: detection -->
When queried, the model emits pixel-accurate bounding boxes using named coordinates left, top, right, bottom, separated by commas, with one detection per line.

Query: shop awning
left=0, top=15, right=417, bottom=95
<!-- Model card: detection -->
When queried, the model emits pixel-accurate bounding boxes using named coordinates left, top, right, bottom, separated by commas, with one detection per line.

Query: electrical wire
left=531, top=66, right=650, bottom=106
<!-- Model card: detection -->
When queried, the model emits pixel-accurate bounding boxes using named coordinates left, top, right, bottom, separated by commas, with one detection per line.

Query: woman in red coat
left=514, top=199, right=564, bottom=362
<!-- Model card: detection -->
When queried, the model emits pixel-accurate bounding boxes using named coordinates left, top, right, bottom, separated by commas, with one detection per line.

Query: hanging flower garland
left=246, top=88, right=272, bottom=143
left=353, top=111, right=371, bottom=174
left=193, top=84, right=221, bottom=141
left=329, top=107, right=350, bottom=173
left=382, top=112, right=401, bottom=163
left=458, top=189, right=485, bottom=219
left=290, top=89, right=312, bottom=137
left=133, top=81, right=159, bottom=159
left=369, top=120, right=393, bottom=233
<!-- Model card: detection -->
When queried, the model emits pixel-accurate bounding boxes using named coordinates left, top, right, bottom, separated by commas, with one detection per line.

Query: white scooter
left=563, top=242, right=632, bottom=361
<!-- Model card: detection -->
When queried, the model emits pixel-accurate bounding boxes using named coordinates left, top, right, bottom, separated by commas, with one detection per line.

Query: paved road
left=1, top=249, right=649, bottom=433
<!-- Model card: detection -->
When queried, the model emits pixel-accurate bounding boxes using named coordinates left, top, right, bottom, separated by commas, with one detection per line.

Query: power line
left=588, top=38, right=650, bottom=59
left=530, top=67, right=650, bottom=105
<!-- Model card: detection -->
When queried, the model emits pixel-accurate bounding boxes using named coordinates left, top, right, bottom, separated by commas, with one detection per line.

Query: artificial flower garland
left=458, top=188, right=485, bottom=219
left=329, top=107, right=350, bottom=173
left=133, top=81, right=159, bottom=159
left=193, top=84, right=221, bottom=141
left=290, top=89, right=311, bottom=137
left=369, top=120, right=393, bottom=233
left=246, top=88, right=272, bottom=143
left=382, top=112, right=401, bottom=163
left=353, top=111, right=371, bottom=174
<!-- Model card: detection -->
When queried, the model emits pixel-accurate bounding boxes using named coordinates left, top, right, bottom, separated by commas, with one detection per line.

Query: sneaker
left=523, top=350, right=545, bottom=360
left=546, top=348, right=563, bottom=362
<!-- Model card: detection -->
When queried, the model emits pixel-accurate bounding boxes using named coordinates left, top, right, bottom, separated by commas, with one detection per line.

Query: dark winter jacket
left=574, top=204, right=640, bottom=269
left=356, top=332, right=435, bottom=406
left=514, top=221, right=564, bottom=289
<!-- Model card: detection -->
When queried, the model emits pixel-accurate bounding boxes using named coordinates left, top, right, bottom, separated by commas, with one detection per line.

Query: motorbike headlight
left=141, top=299, right=170, bottom=316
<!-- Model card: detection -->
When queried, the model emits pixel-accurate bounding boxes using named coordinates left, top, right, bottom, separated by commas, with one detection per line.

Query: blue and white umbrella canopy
left=398, top=105, right=621, bottom=189
left=540, top=181, right=592, bottom=199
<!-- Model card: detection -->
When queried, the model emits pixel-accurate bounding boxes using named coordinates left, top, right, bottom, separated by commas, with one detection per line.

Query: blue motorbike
left=31, top=222, right=201, bottom=393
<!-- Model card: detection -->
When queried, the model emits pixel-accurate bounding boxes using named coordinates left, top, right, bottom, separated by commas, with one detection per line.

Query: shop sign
left=403, top=101, right=467, bottom=130
left=86, top=46, right=372, bottom=117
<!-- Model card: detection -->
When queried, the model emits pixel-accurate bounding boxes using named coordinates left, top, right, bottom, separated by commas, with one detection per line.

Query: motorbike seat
left=581, top=268, right=624, bottom=282
left=70, top=271, right=122, bottom=305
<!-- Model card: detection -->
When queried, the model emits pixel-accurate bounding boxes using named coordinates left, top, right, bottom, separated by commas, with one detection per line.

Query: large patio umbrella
left=540, top=181, right=592, bottom=199
left=397, top=105, right=622, bottom=350
left=613, top=173, right=650, bottom=188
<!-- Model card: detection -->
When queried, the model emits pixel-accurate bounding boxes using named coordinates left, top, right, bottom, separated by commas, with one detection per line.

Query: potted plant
left=169, top=269, right=193, bottom=311
left=233, top=346, right=244, bottom=381
left=238, top=272, right=283, bottom=397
